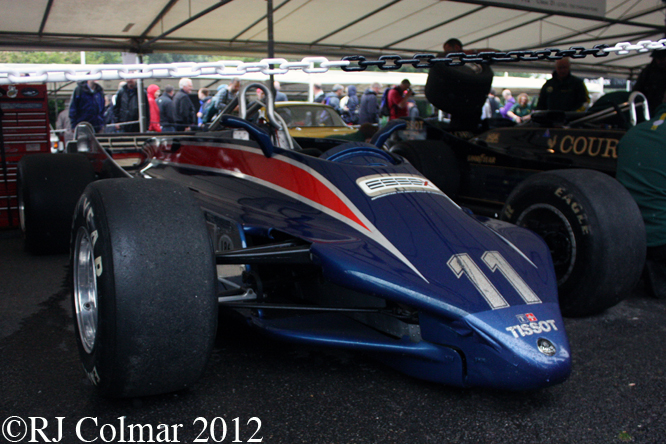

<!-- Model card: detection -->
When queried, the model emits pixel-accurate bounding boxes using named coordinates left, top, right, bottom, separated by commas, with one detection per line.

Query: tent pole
left=267, top=0, right=275, bottom=99
left=138, top=54, right=146, bottom=133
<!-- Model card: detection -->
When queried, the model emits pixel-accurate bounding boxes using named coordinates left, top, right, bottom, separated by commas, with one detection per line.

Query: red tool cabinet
left=0, top=84, right=50, bottom=228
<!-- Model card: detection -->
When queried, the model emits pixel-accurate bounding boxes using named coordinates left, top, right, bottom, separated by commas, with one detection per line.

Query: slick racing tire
left=501, top=169, right=646, bottom=317
left=71, top=179, right=218, bottom=397
left=425, top=62, right=493, bottom=116
left=17, top=153, right=95, bottom=254
left=390, top=140, right=460, bottom=198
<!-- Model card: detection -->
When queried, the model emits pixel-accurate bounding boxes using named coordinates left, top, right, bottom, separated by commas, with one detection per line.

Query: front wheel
left=71, top=179, right=218, bottom=397
left=501, top=169, right=646, bottom=317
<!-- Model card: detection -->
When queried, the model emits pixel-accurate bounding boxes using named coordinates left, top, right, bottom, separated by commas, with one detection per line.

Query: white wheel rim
left=74, top=226, right=99, bottom=354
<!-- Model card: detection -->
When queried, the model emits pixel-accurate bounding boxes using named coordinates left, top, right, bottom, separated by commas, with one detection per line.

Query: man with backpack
left=323, top=84, right=345, bottom=113
left=203, top=78, right=241, bottom=124
left=320, top=84, right=345, bottom=124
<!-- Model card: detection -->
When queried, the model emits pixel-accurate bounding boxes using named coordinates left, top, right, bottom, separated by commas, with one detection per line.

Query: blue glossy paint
left=142, top=128, right=571, bottom=390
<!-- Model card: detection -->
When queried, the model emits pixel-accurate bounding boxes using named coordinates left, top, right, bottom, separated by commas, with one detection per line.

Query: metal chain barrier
left=1, top=39, right=665, bottom=85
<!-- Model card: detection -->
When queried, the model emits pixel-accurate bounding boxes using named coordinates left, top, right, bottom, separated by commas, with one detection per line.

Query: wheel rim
left=17, top=185, right=25, bottom=233
left=516, top=203, right=577, bottom=286
left=73, top=227, right=99, bottom=354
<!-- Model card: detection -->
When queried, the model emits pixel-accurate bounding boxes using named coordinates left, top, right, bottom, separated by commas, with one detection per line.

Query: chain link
left=340, top=45, right=613, bottom=71
left=0, top=39, right=664, bottom=85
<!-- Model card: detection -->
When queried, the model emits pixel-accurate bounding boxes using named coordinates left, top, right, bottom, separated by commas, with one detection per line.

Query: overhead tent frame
left=1, top=0, right=665, bottom=78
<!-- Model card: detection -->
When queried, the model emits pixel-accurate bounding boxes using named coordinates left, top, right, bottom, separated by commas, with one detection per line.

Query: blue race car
left=18, top=84, right=570, bottom=397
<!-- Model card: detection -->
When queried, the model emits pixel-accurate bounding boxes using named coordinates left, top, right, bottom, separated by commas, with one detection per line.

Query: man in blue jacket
left=359, top=83, right=382, bottom=125
left=69, top=80, right=105, bottom=133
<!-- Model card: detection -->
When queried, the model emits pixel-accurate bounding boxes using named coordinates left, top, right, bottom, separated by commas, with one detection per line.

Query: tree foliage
left=0, top=50, right=259, bottom=65
left=0, top=51, right=122, bottom=64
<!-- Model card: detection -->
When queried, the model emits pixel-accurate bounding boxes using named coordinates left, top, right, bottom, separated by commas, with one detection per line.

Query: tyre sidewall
left=502, top=170, right=645, bottom=316
left=502, top=179, right=594, bottom=300
left=71, top=184, right=118, bottom=394
left=71, top=178, right=218, bottom=397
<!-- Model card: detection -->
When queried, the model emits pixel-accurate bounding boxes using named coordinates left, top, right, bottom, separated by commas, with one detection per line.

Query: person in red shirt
left=387, top=79, right=413, bottom=120
left=147, top=84, right=161, bottom=132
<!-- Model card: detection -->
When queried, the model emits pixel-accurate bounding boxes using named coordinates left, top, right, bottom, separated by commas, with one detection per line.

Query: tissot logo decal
left=516, top=313, right=537, bottom=323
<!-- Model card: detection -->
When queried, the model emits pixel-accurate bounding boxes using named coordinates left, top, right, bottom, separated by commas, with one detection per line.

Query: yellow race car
left=273, top=101, right=356, bottom=138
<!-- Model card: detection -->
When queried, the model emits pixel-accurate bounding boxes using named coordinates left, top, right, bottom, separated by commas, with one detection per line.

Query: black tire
left=17, top=153, right=95, bottom=254
left=501, top=169, right=646, bottom=317
left=71, top=179, right=218, bottom=397
left=390, top=140, right=460, bottom=197
left=426, top=62, right=493, bottom=116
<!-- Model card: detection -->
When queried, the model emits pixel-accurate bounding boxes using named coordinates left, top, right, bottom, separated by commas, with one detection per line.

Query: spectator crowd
left=59, top=46, right=663, bottom=143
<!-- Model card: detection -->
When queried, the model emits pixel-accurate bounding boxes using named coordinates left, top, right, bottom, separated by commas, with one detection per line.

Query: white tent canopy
left=1, top=0, right=665, bottom=78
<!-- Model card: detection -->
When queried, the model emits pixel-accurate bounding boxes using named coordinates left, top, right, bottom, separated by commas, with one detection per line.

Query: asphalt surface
left=1, top=228, right=665, bottom=444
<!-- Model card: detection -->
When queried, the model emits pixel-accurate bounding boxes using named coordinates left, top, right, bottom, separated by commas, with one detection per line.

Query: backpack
left=212, top=85, right=230, bottom=111
left=379, top=87, right=392, bottom=117
left=323, top=92, right=336, bottom=107
left=200, top=97, right=214, bottom=124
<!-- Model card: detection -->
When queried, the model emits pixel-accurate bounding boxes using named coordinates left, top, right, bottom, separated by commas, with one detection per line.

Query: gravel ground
left=1, top=229, right=665, bottom=444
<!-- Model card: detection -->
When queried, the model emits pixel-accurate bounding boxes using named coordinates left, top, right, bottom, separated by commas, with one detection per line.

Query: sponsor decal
left=356, top=174, right=442, bottom=198
left=452, top=131, right=474, bottom=140
left=506, top=318, right=558, bottom=338
left=537, top=338, right=557, bottom=356
left=547, top=134, right=619, bottom=158
left=515, top=313, right=538, bottom=323
left=467, top=153, right=496, bottom=164
left=484, top=132, right=500, bottom=144
left=21, top=87, right=39, bottom=97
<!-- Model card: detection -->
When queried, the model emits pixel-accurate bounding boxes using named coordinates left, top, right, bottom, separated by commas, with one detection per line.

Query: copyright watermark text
left=2, top=416, right=262, bottom=443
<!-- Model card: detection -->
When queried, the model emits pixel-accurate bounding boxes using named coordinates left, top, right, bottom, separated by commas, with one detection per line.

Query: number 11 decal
left=447, top=251, right=541, bottom=310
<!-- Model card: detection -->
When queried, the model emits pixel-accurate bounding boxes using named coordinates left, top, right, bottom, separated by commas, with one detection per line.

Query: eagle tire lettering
left=501, top=169, right=646, bottom=317
left=81, top=197, right=104, bottom=278
left=553, top=186, right=590, bottom=235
